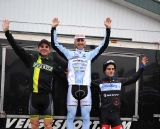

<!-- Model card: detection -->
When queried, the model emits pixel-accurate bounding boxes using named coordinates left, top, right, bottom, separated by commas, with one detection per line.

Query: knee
left=44, top=123, right=52, bottom=129
left=30, top=116, right=39, bottom=129
left=67, top=106, right=77, bottom=118
left=67, top=111, right=76, bottom=119
left=31, top=123, right=39, bottom=129
left=44, top=118, right=53, bottom=129
left=82, top=112, right=90, bottom=120
left=30, top=118, right=39, bottom=129
left=81, top=106, right=91, bottom=120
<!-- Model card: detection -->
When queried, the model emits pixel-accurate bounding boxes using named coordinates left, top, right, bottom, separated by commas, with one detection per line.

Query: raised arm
left=51, top=18, right=69, bottom=60
left=90, top=18, right=112, bottom=62
left=2, top=20, right=31, bottom=68
left=121, top=57, right=148, bottom=86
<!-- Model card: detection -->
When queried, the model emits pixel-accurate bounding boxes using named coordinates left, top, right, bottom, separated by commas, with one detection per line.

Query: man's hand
left=2, top=20, right=10, bottom=32
left=141, top=56, right=148, bottom=66
left=65, top=69, right=68, bottom=78
left=52, top=18, right=60, bottom=28
left=104, top=17, right=112, bottom=28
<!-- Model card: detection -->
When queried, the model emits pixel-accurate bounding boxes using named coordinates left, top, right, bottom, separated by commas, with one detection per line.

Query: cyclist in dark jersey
left=92, top=56, right=148, bottom=129
left=2, top=20, right=67, bottom=129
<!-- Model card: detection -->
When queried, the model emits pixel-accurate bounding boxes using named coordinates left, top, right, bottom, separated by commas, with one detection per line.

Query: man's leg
left=30, top=116, right=39, bottom=129
left=101, top=124, right=110, bottom=129
left=111, top=112, right=123, bottom=129
left=44, top=117, right=53, bottom=129
left=42, top=94, right=54, bottom=129
left=67, top=105, right=77, bottom=129
left=80, top=86, right=92, bottom=129
left=81, top=105, right=91, bottom=129
left=100, top=111, right=111, bottom=129
left=29, top=93, right=40, bottom=129
left=112, top=125, right=123, bottom=129
left=66, top=85, right=78, bottom=129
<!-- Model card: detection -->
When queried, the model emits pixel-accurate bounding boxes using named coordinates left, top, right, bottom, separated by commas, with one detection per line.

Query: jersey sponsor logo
left=110, top=94, right=119, bottom=96
left=104, top=94, right=107, bottom=97
left=4, top=118, right=132, bottom=129
left=74, top=53, right=79, bottom=57
left=72, top=59, right=88, bottom=63
left=74, top=66, right=79, bottom=69
left=73, top=66, right=86, bottom=71
left=114, top=98, right=120, bottom=106
left=112, top=94, right=119, bottom=96
left=82, top=54, right=86, bottom=58
left=105, top=94, right=119, bottom=97
left=100, top=83, right=121, bottom=91
left=80, top=67, right=86, bottom=70
left=82, top=63, right=87, bottom=66
left=72, top=59, right=87, bottom=71
left=33, top=62, right=53, bottom=72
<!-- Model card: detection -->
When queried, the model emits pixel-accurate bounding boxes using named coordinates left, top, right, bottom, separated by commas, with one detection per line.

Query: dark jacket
left=92, top=67, right=145, bottom=112
left=5, top=30, right=66, bottom=93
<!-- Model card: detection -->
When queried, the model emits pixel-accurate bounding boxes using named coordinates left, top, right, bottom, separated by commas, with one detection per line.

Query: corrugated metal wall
left=0, top=0, right=159, bottom=42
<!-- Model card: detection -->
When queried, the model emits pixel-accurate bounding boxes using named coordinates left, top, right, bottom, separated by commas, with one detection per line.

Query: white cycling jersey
left=51, top=28, right=111, bottom=86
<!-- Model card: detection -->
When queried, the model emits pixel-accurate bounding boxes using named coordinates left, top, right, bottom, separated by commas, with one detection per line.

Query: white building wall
left=0, top=0, right=159, bottom=42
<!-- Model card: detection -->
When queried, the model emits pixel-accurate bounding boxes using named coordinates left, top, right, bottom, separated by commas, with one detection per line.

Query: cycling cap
left=103, top=60, right=116, bottom=72
left=38, top=39, right=50, bottom=47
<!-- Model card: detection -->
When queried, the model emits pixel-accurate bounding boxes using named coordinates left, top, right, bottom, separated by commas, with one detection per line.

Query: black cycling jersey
left=92, top=67, right=144, bottom=112
left=5, top=30, right=66, bottom=93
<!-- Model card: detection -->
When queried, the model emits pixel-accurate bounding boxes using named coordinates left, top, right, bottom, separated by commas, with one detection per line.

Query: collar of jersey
left=104, top=74, right=115, bottom=81
left=38, top=54, right=50, bottom=60
left=76, top=48, right=85, bottom=53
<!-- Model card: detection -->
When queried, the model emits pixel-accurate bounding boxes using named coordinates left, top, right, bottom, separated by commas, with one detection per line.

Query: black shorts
left=100, top=111, right=122, bottom=127
left=67, top=85, right=92, bottom=106
left=29, top=93, right=53, bottom=119
left=72, top=85, right=88, bottom=100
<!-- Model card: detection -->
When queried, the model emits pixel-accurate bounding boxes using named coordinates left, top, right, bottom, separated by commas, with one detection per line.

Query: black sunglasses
left=76, top=39, right=85, bottom=42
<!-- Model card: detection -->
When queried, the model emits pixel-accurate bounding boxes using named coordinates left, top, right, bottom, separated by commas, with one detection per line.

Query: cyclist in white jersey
left=51, top=17, right=112, bottom=129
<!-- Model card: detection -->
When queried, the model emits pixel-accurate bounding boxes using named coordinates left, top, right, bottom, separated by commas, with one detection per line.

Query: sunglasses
left=76, top=39, right=85, bottom=42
